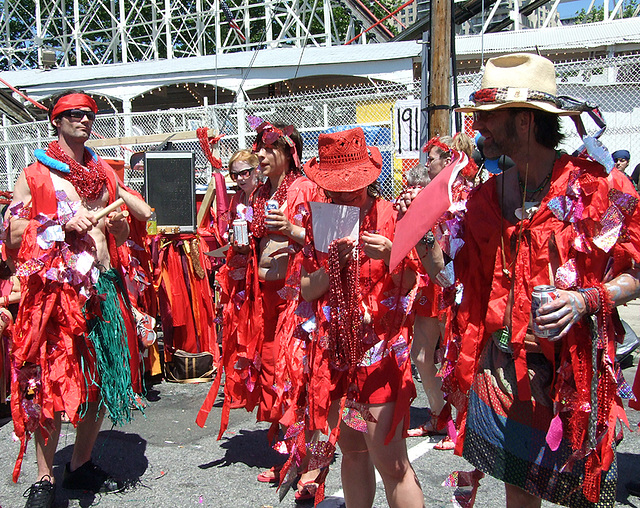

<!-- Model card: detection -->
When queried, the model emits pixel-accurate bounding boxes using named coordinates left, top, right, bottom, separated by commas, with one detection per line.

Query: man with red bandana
left=6, top=90, right=152, bottom=508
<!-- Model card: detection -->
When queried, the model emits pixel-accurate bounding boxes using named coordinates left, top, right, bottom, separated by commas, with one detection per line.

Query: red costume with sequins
left=299, top=198, right=419, bottom=449
left=198, top=176, right=318, bottom=436
left=445, top=155, right=640, bottom=506
left=9, top=157, right=137, bottom=482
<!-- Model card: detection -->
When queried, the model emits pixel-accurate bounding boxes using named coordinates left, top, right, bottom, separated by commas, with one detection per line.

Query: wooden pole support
left=94, top=198, right=125, bottom=220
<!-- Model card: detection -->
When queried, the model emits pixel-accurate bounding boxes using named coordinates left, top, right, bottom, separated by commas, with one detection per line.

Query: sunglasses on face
left=61, top=109, right=96, bottom=121
left=229, top=167, right=255, bottom=181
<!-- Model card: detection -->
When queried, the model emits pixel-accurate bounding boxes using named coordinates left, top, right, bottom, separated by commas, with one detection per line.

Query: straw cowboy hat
left=304, top=127, right=382, bottom=192
left=456, top=53, right=580, bottom=116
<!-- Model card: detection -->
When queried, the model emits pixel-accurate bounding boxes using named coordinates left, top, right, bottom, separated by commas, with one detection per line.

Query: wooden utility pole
left=429, top=0, right=452, bottom=137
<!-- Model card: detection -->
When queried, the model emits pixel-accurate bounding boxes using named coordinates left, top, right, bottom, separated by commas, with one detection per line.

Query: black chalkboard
left=144, top=151, right=196, bottom=232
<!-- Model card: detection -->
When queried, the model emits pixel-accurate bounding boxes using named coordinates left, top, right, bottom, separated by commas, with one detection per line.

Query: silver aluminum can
left=232, top=218, right=249, bottom=246
left=531, top=285, right=561, bottom=339
left=265, top=199, right=279, bottom=213
left=265, top=199, right=279, bottom=229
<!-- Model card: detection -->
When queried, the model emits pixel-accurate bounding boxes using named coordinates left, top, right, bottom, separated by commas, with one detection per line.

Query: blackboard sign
left=144, top=151, right=196, bottom=232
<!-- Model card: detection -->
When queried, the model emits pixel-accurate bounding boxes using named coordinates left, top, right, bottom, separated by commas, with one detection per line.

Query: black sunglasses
left=230, top=167, right=255, bottom=181
left=61, top=109, right=96, bottom=121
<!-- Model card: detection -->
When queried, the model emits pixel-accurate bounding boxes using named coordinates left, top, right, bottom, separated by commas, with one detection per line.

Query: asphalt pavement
left=2, top=301, right=640, bottom=507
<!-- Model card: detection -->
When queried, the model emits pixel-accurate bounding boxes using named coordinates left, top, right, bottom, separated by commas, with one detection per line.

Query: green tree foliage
left=575, top=0, right=638, bottom=23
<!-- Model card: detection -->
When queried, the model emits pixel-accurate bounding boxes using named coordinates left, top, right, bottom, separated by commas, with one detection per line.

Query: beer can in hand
left=265, top=199, right=279, bottom=229
left=232, top=219, right=249, bottom=246
left=531, top=285, right=561, bottom=340
left=265, top=199, right=279, bottom=213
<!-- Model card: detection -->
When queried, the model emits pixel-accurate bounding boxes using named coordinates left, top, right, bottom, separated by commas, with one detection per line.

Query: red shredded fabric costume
left=9, top=153, right=140, bottom=482
left=198, top=175, right=318, bottom=436
left=444, top=155, right=640, bottom=506
left=275, top=197, right=420, bottom=503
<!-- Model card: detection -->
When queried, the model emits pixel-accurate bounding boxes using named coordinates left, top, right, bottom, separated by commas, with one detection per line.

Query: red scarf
left=46, top=141, right=107, bottom=201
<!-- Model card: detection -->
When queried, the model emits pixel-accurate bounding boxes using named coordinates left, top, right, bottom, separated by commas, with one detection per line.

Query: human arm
left=265, top=209, right=306, bottom=245
left=415, top=231, right=446, bottom=281
left=117, top=184, right=152, bottom=222
left=300, top=236, right=355, bottom=301
left=535, top=268, right=640, bottom=340
left=361, top=231, right=392, bottom=266
left=5, top=172, right=31, bottom=250
left=105, top=210, right=130, bottom=247
left=0, top=276, right=21, bottom=306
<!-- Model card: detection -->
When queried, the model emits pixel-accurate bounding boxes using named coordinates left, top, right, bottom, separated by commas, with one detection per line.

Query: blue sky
left=557, top=0, right=595, bottom=18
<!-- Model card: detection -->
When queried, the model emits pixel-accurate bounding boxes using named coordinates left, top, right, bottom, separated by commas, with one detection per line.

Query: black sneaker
left=23, top=476, right=55, bottom=508
left=62, top=461, right=124, bottom=493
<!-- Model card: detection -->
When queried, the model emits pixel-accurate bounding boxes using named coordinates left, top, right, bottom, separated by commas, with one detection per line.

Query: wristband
left=578, top=287, right=601, bottom=315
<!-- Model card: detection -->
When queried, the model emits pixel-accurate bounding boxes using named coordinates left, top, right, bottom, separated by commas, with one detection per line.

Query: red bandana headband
left=50, top=93, right=98, bottom=122
left=423, top=136, right=451, bottom=155
left=247, top=115, right=300, bottom=170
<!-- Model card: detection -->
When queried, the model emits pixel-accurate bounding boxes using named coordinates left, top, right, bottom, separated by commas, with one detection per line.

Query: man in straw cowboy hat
left=400, top=53, right=640, bottom=507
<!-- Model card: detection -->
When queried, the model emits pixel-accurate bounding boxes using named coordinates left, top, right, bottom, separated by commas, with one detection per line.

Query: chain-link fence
left=2, top=52, right=640, bottom=199
left=457, top=52, right=640, bottom=160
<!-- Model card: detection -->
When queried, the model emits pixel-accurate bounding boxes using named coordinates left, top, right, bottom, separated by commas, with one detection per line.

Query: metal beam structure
left=0, top=0, right=367, bottom=71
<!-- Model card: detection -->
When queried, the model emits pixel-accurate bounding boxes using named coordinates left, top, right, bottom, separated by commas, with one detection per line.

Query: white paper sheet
left=310, top=202, right=360, bottom=253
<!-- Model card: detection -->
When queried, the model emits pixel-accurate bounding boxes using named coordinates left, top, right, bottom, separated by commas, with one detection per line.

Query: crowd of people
left=2, top=52, right=640, bottom=508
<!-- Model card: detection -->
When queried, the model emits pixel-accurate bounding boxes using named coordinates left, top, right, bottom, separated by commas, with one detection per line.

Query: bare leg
left=299, top=429, right=321, bottom=485
left=69, top=402, right=105, bottom=471
left=329, top=400, right=376, bottom=508
left=411, top=315, right=445, bottom=415
left=34, top=412, right=63, bottom=481
left=505, top=483, right=542, bottom=508
left=365, top=403, right=424, bottom=508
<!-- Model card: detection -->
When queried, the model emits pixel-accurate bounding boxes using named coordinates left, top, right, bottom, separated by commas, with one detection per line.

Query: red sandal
left=295, top=479, right=319, bottom=502
left=257, top=465, right=281, bottom=483
left=407, top=411, right=447, bottom=437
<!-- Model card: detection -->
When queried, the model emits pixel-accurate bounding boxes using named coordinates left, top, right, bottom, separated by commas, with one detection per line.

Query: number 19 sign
left=393, top=99, right=421, bottom=159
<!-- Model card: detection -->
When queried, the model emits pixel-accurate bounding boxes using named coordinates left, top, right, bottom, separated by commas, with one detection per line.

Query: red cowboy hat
left=304, top=127, right=382, bottom=192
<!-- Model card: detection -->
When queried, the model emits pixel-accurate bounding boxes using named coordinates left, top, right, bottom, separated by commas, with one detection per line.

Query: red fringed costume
left=444, top=155, right=640, bottom=506
left=197, top=175, right=318, bottom=435
left=9, top=153, right=142, bottom=482
left=276, top=198, right=419, bottom=504
left=154, top=234, right=219, bottom=362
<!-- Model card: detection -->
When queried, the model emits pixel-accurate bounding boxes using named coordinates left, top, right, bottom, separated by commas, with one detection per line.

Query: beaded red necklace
left=250, top=170, right=299, bottom=238
left=46, top=141, right=107, bottom=201
left=327, top=241, right=364, bottom=369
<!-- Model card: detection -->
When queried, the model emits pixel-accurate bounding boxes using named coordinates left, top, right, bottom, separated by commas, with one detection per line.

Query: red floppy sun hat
left=304, top=127, right=382, bottom=192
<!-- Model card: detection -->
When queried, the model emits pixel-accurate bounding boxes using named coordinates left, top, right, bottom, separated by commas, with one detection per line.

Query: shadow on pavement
left=198, top=428, right=283, bottom=471
left=50, top=429, right=148, bottom=507
left=617, top=451, right=640, bottom=507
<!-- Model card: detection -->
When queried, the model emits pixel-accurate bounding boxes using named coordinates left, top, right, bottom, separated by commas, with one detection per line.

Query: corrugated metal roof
left=456, top=17, right=640, bottom=56
left=0, top=41, right=422, bottom=89
left=1, top=18, right=639, bottom=91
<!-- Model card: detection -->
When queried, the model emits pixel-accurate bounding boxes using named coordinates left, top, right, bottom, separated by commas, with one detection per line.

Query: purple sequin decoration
left=593, top=205, right=624, bottom=252
left=547, top=196, right=573, bottom=222
left=342, top=407, right=367, bottom=433
left=16, top=258, right=44, bottom=277
left=391, top=336, right=410, bottom=367
left=609, top=188, right=638, bottom=216
left=308, top=441, right=336, bottom=471
left=555, top=259, right=578, bottom=290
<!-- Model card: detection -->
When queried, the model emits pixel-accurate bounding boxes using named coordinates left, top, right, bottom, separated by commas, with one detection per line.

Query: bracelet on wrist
left=578, top=287, right=601, bottom=315
left=420, top=230, right=435, bottom=249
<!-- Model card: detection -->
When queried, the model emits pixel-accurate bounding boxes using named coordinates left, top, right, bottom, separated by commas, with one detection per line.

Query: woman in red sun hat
left=294, top=127, right=424, bottom=507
